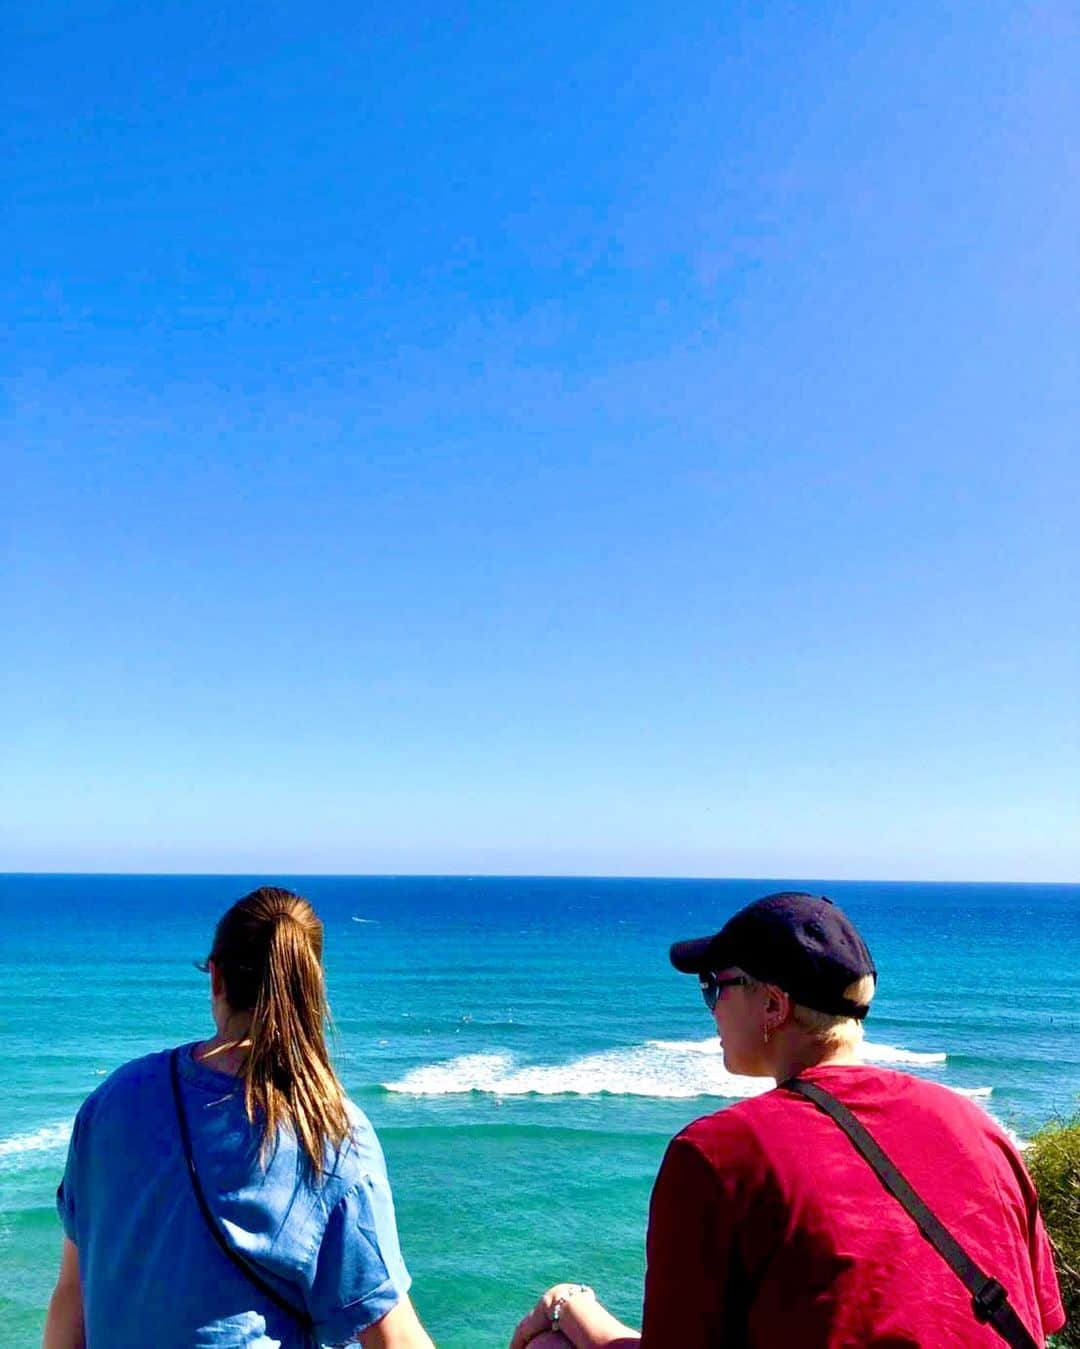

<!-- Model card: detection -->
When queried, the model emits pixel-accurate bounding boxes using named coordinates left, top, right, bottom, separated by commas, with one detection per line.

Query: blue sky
left=5, top=1, right=1078, bottom=879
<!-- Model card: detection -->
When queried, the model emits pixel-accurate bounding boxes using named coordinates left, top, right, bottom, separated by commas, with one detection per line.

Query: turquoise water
left=2, top=875, right=1078, bottom=1346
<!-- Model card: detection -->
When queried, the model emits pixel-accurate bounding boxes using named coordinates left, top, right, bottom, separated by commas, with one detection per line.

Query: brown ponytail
left=207, top=887, right=349, bottom=1173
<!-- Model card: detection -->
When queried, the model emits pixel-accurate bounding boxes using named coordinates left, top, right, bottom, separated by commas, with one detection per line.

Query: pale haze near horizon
left=5, top=2, right=1078, bottom=882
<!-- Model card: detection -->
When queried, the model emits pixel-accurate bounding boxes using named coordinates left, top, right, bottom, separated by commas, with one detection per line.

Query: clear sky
left=5, top=1, right=1078, bottom=879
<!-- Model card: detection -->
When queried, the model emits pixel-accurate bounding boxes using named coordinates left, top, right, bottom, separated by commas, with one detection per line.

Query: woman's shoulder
left=325, top=1098, right=391, bottom=1186
left=71, top=1047, right=176, bottom=1132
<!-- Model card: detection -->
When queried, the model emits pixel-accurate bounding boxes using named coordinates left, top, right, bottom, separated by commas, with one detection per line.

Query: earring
left=763, top=1024, right=771, bottom=1046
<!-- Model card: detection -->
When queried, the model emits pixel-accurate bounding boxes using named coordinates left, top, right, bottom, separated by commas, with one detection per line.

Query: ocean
left=1, top=874, right=1077, bottom=1347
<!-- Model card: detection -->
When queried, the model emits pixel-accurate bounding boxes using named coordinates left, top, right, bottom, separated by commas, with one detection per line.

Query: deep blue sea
left=1, top=875, right=1078, bottom=1347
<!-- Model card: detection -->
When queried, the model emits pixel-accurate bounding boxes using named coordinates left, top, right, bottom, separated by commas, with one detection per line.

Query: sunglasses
left=699, top=972, right=749, bottom=1011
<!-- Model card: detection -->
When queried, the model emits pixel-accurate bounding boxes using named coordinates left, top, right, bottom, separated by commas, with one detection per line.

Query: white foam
left=648, top=1038, right=723, bottom=1055
left=0, top=1122, right=72, bottom=1165
left=861, top=1040, right=947, bottom=1066
left=351, top=916, right=377, bottom=924
left=384, top=1044, right=772, bottom=1099
left=649, top=1036, right=948, bottom=1067
left=951, top=1086, right=993, bottom=1098
left=383, top=1035, right=959, bottom=1101
left=1001, top=1121, right=1027, bottom=1149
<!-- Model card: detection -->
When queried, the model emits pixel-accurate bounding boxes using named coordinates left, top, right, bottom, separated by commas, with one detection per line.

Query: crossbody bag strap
left=169, top=1048, right=316, bottom=1339
left=783, top=1077, right=1040, bottom=1349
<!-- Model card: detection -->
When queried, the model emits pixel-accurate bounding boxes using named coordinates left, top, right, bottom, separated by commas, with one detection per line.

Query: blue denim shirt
left=57, top=1044, right=411, bottom=1347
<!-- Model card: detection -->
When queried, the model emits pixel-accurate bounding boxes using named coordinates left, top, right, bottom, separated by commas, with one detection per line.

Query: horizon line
left=2, top=869, right=1076, bottom=887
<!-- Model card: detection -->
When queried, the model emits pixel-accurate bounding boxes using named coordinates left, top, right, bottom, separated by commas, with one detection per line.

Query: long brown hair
left=207, top=887, right=348, bottom=1172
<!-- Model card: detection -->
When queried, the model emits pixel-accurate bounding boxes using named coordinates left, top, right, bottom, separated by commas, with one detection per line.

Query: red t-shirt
left=641, top=1065, right=1064, bottom=1348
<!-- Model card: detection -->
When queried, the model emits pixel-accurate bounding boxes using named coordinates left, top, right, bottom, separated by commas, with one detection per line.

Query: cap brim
left=669, top=935, right=715, bottom=973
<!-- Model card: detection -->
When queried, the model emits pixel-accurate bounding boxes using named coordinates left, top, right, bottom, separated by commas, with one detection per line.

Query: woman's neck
left=196, top=1024, right=252, bottom=1077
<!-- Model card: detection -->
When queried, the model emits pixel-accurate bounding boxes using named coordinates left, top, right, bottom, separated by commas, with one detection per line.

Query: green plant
left=1027, top=1113, right=1080, bottom=1348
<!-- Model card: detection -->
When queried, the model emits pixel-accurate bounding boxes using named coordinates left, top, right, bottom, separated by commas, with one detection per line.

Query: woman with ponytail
left=45, top=887, right=436, bottom=1349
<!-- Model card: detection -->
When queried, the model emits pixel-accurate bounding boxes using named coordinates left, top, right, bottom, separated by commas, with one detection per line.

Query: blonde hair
left=743, top=973, right=876, bottom=1053
left=207, top=887, right=349, bottom=1173
left=790, top=974, right=877, bottom=1052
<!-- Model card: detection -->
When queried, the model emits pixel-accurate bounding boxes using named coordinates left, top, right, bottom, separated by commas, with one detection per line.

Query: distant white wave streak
left=384, top=1044, right=771, bottom=1099
left=861, top=1041, right=947, bottom=1066
left=0, top=1122, right=72, bottom=1168
left=383, top=1036, right=957, bottom=1100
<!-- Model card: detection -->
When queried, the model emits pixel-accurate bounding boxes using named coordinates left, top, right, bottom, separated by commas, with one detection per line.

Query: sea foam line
left=383, top=1046, right=772, bottom=1099
left=382, top=1035, right=957, bottom=1101
left=648, top=1037, right=948, bottom=1067
left=0, top=1122, right=72, bottom=1166
left=861, top=1040, right=947, bottom=1066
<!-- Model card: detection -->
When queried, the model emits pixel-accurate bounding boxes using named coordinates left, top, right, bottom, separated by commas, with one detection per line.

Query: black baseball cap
left=669, top=891, right=876, bottom=1019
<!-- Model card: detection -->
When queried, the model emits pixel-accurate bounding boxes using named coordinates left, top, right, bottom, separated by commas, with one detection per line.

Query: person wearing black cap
left=509, top=892, right=1064, bottom=1349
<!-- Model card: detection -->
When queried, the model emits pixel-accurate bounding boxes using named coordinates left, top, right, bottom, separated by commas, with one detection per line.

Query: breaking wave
left=861, top=1040, right=947, bottom=1066
left=382, top=1035, right=958, bottom=1100
left=0, top=1122, right=72, bottom=1167
left=383, top=1045, right=772, bottom=1099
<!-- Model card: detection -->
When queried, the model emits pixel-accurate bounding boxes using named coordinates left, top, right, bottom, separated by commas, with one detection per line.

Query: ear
left=762, top=983, right=793, bottom=1030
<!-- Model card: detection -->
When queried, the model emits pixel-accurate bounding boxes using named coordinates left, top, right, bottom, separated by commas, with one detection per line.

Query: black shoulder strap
left=169, top=1048, right=315, bottom=1338
left=783, top=1077, right=1040, bottom=1349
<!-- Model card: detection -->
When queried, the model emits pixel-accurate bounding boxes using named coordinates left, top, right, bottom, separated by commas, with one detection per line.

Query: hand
left=508, top=1284, right=582, bottom=1349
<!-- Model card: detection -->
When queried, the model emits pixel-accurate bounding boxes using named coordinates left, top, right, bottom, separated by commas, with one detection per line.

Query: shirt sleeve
left=995, top=1128, right=1066, bottom=1336
left=306, top=1172, right=412, bottom=1345
left=55, top=1104, right=86, bottom=1242
left=1030, top=1207, right=1066, bottom=1334
left=640, top=1135, right=734, bottom=1349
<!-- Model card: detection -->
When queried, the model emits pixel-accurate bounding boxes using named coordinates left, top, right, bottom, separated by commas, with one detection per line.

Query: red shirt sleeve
left=1030, top=1207, right=1066, bottom=1335
left=991, top=1125, right=1066, bottom=1335
left=640, top=1134, right=737, bottom=1349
